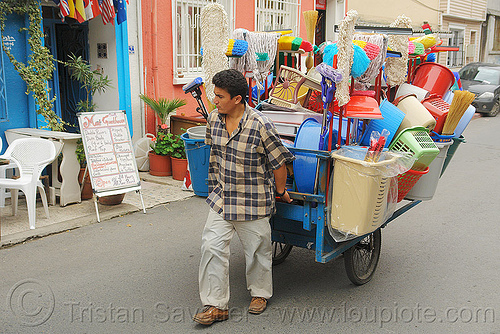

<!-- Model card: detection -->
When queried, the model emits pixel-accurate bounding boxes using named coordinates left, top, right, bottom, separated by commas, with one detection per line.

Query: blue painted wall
left=0, top=14, right=31, bottom=153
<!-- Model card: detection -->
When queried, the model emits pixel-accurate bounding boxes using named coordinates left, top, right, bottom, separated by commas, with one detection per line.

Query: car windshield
left=460, top=66, right=500, bottom=85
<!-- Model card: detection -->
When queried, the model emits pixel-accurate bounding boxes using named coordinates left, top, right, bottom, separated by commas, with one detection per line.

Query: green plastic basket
left=389, top=126, right=440, bottom=171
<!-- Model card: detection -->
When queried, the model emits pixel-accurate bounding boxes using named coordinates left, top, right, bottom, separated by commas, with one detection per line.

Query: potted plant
left=76, top=138, right=93, bottom=200
left=148, top=130, right=174, bottom=176
left=139, top=95, right=187, bottom=176
left=65, top=54, right=125, bottom=204
left=169, top=133, right=188, bottom=181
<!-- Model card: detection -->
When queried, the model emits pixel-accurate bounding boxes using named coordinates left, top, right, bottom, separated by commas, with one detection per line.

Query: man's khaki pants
left=198, top=209, right=273, bottom=310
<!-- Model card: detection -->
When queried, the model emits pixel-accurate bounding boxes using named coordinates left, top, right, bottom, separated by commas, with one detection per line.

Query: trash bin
left=330, top=148, right=403, bottom=237
left=405, top=139, right=452, bottom=201
left=181, top=132, right=210, bottom=197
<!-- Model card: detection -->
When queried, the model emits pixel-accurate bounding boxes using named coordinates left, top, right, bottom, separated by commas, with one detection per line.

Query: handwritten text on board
left=79, top=112, right=139, bottom=192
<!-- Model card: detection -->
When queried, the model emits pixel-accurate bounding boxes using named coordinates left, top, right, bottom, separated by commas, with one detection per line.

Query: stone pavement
left=0, top=172, right=195, bottom=248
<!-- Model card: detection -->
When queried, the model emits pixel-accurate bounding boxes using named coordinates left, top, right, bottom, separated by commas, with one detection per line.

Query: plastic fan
left=134, top=133, right=155, bottom=171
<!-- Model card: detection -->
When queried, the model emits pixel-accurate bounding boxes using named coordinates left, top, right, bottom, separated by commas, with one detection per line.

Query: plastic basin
left=412, top=62, right=455, bottom=98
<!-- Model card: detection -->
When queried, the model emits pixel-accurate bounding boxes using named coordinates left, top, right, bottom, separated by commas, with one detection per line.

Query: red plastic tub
left=411, top=62, right=455, bottom=98
left=396, top=167, right=430, bottom=202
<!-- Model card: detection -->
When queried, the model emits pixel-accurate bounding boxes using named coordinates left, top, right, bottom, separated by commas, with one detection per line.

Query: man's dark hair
left=212, top=69, right=248, bottom=104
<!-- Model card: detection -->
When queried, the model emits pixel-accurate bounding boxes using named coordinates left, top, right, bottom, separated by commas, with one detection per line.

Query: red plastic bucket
left=396, top=167, right=429, bottom=202
left=411, top=63, right=455, bottom=98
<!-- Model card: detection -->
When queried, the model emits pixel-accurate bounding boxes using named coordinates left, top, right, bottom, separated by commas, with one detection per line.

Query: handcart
left=270, top=147, right=421, bottom=285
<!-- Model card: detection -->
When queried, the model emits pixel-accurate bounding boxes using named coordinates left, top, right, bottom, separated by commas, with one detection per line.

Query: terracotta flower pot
left=171, top=157, right=188, bottom=181
left=78, top=167, right=93, bottom=200
left=149, top=152, right=172, bottom=176
left=98, top=193, right=126, bottom=205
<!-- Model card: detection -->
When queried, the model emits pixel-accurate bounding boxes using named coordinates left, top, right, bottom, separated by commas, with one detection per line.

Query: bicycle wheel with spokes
left=272, top=241, right=293, bottom=266
left=343, top=229, right=381, bottom=285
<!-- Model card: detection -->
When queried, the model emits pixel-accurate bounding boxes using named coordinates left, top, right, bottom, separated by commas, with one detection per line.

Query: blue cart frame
left=271, top=147, right=420, bottom=283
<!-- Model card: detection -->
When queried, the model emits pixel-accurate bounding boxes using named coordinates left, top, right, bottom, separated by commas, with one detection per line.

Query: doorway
left=43, top=6, right=89, bottom=132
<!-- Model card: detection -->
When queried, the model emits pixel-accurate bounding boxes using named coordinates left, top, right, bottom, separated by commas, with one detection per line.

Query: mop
left=313, top=62, right=342, bottom=194
left=200, top=3, right=229, bottom=103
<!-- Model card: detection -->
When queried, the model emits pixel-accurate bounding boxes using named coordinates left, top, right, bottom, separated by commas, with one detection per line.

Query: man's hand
left=276, top=189, right=292, bottom=203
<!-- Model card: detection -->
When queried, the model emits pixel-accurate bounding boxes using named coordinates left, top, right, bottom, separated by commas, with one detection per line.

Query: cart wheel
left=272, top=241, right=293, bottom=266
left=344, top=229, right=381, bottom=285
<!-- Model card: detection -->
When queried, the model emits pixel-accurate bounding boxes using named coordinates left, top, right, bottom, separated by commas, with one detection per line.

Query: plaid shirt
left=205, top=104, right=294, bottom=221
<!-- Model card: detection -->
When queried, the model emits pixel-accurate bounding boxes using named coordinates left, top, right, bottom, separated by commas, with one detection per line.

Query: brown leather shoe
left=193, top=306, right=229, bottom=326
left=248, top=297, right=267, bottom=314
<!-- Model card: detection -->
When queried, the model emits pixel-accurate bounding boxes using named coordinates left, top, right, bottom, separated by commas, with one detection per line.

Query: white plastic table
left=5, top=128, right=82, bottom=206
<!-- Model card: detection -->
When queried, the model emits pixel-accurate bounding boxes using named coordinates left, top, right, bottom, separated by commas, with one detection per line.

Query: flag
left=113, top=0, right=127, bottom=24
left=98, top=0, right=115, bottom=25
left=74, top=0, right=87, bottom=23
left=52, top=0, right=70, bottom=18
left=84, top=0, right=101, bottom=21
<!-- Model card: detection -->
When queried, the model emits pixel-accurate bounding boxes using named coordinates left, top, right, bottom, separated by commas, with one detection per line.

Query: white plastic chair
left=0, top=138, right=57, bottom=229
left=0, top=137, right=19, bottom=207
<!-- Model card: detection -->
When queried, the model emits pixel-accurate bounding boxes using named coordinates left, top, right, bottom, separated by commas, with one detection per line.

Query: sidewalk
left=0, top=172, right=195, bottom=248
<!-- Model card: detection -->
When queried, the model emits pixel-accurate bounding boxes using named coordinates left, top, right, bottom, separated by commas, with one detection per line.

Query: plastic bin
left=389, top=126, right=440, bottom=171
left=360, top=99, right=405, bottom=148
left=186, top=126, right=206, bottom=140
left=396, top=167, right=429, bottom=202
left=330, top=149, right=399, bottom=236
left=395, top=83, right=430, bottom=102
left=441, top=135, right=466, bottom=176
left=181, top=132, right=210, bottom=197
left=393, top=94, right=437, bottom=136
left=405, top=140, right=452, bottom=201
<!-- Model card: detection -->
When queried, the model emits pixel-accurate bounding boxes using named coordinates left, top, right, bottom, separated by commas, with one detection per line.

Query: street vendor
left=193, top=69, right=295, bottom=326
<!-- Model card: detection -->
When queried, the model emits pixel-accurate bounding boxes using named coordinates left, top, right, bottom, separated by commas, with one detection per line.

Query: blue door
left=0, top=13, right=31, bottom=153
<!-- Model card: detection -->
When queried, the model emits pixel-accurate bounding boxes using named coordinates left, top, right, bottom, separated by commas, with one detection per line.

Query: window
left=493, top=17, right=500, bottom=51
left=173, top=0, right=232, bottom=83
left=256, top=0, right=300, bottom=33
left=448, top=28, right=464, bottom=67
left=0, top=48, right=7, bottom=121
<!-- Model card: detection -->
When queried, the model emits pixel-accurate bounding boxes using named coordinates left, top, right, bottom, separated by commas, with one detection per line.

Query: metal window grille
left=173, top=0, right=232, bottom=81
left=0, top=49, right=7, bottom=121
left=447, top=29, right=464, bottom=67
left=493, top=17, right=500, bottom=51
left=255, top=0, right=300, bottom=34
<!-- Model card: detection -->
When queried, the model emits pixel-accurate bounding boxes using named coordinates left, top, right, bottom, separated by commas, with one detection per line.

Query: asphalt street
left=1, top=114, right=499, bottom=334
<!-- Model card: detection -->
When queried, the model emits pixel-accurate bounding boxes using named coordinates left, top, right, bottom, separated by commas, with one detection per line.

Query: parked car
left=459, top=62, right=500, bottom=117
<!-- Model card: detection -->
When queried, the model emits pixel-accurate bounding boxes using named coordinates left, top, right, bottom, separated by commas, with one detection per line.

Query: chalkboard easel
left=78, top=110, right=146, bottom=222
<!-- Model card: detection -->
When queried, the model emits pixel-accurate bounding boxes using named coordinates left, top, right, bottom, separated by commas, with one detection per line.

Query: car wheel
left=486, top=99, right=499, bottom=117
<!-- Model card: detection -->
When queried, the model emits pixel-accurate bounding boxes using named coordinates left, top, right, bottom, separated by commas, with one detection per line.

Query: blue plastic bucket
left=293, top=118, right=322, bottom=194
left=181, top=132, right=211, bottom=197
left=360, top=99, right=405, bottom=147
left=292, top=117, right=359, bottom=193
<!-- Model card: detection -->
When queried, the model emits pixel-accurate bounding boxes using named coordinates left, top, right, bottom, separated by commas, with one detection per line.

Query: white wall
left=88, top=19, right=120, bottom=112
left=127, top=0, right=145, bottom=142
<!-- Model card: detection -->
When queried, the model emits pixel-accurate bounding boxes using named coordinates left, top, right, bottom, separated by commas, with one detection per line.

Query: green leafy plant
left=0, top=0, right=65, bottom=131
left=139, top=95, right=187, bottom=125
left=151, top=132, right=185, bottom=159
left=169, top=133, right=186, bottom=159
left=63, top=54, right=112, bottom=166
left=65, top=54, right=112, bottom=113
left=76, top=138, right=86, bottom=167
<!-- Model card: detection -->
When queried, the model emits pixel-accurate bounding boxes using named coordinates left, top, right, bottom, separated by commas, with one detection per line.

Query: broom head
left=441, top=90, right=475, bottom=135
left=303, top=10, right=318, bottom=44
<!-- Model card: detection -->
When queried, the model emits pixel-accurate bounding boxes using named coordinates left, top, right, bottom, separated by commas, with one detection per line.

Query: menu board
left=78, top=111, right=140, bottom=194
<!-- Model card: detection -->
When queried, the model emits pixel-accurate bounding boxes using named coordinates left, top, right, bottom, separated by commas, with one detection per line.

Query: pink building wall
left=142, top=0, right=315, bottom=134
